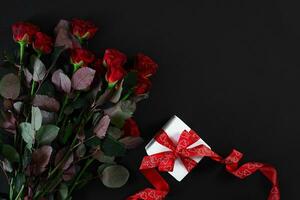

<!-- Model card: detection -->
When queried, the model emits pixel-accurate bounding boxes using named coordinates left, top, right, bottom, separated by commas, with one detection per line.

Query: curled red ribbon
left=127, top=129, right=280, bottom=200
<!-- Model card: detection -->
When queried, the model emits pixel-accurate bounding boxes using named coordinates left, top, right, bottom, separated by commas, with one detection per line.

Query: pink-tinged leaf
left=51, top=69, right=71, bottom=94
left=54, top=19, right=81, bottom=49
left=119, top=136, right=144, bottom=149
left=33, top=95, right=60, bottom=112
left=0, top=111, right=17, bottom=134
left=0, top=73, right=20, bottom=100
left=63, top=165, right=76, bottom=181
left=23, top=68, right=33, bottom=87
left=55, top=148, right=74, bottom=170
left=71, top=67, right=96, bottom=91
left=31, top=145, right=53, bottom=175
left=93, top=115, right=110, bottom=139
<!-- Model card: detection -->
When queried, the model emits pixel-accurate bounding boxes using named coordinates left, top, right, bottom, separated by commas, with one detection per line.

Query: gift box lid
left=145, top=115, right=210, bottom=181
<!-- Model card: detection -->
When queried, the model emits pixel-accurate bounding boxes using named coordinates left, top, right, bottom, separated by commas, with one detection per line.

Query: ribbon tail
left=126, top=168, right=169, bottom=200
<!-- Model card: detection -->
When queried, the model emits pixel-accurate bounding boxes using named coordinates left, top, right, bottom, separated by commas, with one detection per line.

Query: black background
left=0, top=0, right=299, bottom=199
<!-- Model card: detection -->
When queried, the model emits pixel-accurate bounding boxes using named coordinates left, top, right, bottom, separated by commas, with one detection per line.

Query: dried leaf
left=119, top=136, right=143, bottom=149
left=71, top=67, right=96, bottom=91
left=31, top=106, right=42, bottom=131
left=31, top=145, right=52, bottom=175
left=100, top=165, right=129, bottom=188
left=94, top=115, right=110, bottom=139
left=33, top=95, right=60, bottom=112
left=0, top=73, right=20, bottom=99
left=32, top=56, right=46, bottom=82
left=51, top=69, right=71, bottom=94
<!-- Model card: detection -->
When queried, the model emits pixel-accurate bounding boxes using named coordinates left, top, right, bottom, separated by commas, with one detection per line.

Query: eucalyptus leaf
left=101, top=136, right=125, bottom=156
left=0, top=73, right=20, bottom=99
left=58, top=183, right=68, bottom=200
left=33, top=95, right=60, bottom=112
left=32, top=55, right=46, bottom=81
left=36, top=125, right=60, bottom=145
left=31, top=145, right=53, bottom=175
left=94, top=115, right=110, bottom=139
left=0, top=144, right=19, bottom=163
left=100, top=165, right=129, bottom=188
left=119, top=136, right=143, bottom=149
left=19, top=122, right=35, bottom=149
left=51, top=69, right=71, bottom=94
left=71, top=67, right=96, bottom=90
left=31, top=106, right=42, bottom=131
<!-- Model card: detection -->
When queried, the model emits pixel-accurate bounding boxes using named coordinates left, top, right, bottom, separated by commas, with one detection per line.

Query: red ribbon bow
left=127, top=129, right=280, bottom=200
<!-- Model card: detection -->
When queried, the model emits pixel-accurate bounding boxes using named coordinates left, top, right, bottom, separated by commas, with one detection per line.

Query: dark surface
left=0, top=0, right=299, bottom=199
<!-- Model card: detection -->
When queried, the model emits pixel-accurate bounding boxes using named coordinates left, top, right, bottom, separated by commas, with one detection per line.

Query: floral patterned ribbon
left=127, top=129, right=280, bottom=200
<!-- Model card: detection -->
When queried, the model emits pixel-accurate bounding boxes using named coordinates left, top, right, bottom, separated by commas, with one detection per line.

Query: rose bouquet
left=0, top=19, right=158, bottom=200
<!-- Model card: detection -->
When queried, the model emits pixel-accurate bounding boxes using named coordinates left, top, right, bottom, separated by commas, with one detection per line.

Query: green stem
left=121, top=89, right=133, bottom=101
left=14, top=185, right=24, bottom=200
left=19, top=42, right=25, bottom=65
left=57, top=95, right=69, bottom=124
left=30, top=81, right=36, bottom=96
left=68, top=158, right=94, bottom=196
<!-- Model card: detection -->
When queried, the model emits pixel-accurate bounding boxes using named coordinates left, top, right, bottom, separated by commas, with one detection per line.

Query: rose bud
left=134, top=76, right=151, bottom=95
left=123, top=118, right=140, bottom=137
left=93, top=58, right=106, bottom=75
left=71, top=19, right=98, bottom=41
left=33, top=32, right=53, bottom=55
left=105, top=66, right=126, bottom=88
left=134, top=53, right=158, bottom=78
left=103, top=49, right=127, bottom=68
left=12, top=22, right=39, bottom=45
left=70, top=48, right=95, bottom=71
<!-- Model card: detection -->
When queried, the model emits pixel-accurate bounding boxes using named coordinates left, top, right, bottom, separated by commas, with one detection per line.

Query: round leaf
left=0, top=144, right=20, bottom=163
left=101, top=165, right=129, bottom=188
left=32, top=56, right=46, bottom=81
left=71, top=67, right=96, bottom=90
left=93, top=115, right=110, bottom=139
left=0, top=73, right=20, bottom=99
left=51, top=69, right=71, bottom=94
left=19, top=122, right=35, bottom=149
left=31, top=106, right=42, bottom=131
left=33, top=95, right=60, bottom=112
left=36, top=125, right=60, bottom=145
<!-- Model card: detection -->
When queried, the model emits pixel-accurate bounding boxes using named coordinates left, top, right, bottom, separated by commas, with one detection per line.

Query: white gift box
left=145, top=115, right=210, bottom=181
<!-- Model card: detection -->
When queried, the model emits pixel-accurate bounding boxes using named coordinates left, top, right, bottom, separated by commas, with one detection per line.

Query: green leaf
left=14, top=173, right=25, bottom=192
left=58, top=183, right=68, bottom=200
left=107, top=127, right=123, bottom=139
left=100, top=165, right=129, bottom=188
left=0, top=144, right=20, bottom=163
left=36, top=125, right=60, bottom=145
left=123, top=72, right=137, bottom=92
left=31, top=106, right=42, bottom=131
left=20, top=122, right=35, bottom=149
left=31, top=55, right=46, bottom=81
left=0, top=73, right=20, bottom=100
left=85, top=137, right=102, bottom=147
left=93, top=150, right=115, bottom=164
left=59, top=122, right=73, bottom=145
left=101, top=135, right=125, bottom=156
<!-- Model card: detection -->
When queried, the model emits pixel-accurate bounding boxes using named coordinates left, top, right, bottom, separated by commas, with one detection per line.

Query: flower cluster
left=0, top=19, right=158, bottom=200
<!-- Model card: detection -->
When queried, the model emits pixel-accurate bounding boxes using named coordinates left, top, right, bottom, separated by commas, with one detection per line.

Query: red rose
left=123, top=118, right=140, bottom=137
left=71, top=19, right=98, bottom=41
left=12, top=22, right=39, bottom=44
left=103, top=49, right=127, bottom=68
left=93, top=58, right=106, bottom=75
left=105, top=66, right=126, bottom=86
left=33, top=32, right=53, bottom=54
left=134, top=53, right=158, bottom=77
left=134, top=76, right=152, bottom=95
left=70, top=48, right=95, bottom=68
